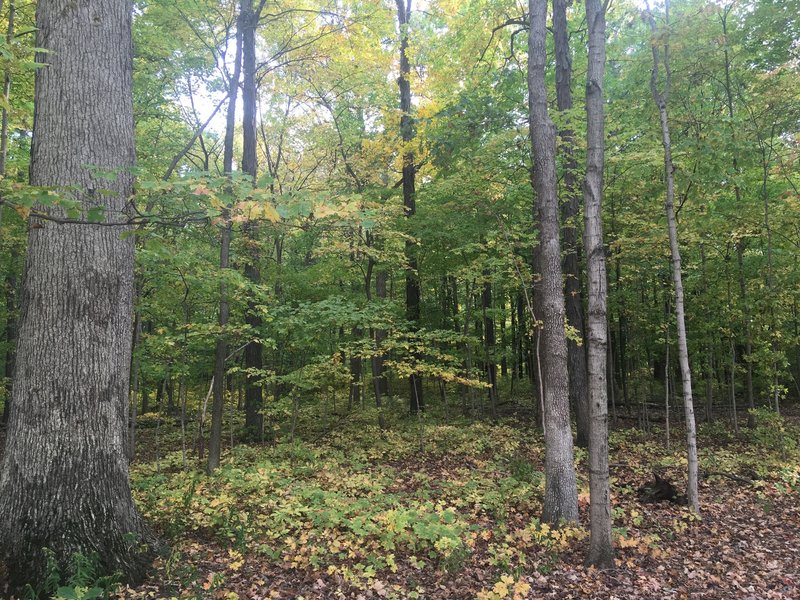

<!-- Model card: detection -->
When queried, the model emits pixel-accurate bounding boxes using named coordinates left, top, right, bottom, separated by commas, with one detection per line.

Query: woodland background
left=0, top=0, right=798, bottom=598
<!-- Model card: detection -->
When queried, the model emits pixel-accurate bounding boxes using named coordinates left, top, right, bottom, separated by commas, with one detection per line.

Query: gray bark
left=528, top=0, right=578, bottom=525
left=208, top=11, right=243, bottom=474
left=553, top=0, right=590, bottom=449
left=0, top=0, right=157, bottom=588
left=647, top=1, right=700, bottom=513
left=583, top=0, right=613, bottom=568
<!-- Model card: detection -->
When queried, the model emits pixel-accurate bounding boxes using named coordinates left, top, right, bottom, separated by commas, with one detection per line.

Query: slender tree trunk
left=0, top=0, right=16, bottom=422
left=166, top=378, right=174, bottom=415
left=0, top=0, right=157, bottom=587
left=482, top=271, right=498, bottom=419
left=208, top=12, right=243, bottom=474
left=241, top=0, right=264, bottom=439
left=372, top=269, right=389, bottom=400
left=396, top=0, right=423, bottom=413
left=140, top=379, right=149, bottom=415
left=583, top=0, right=613, bottom=567
left=730, top=337, right=738, bottom=433
left=700, top=244, right=713, bottom=422
left=719, top=8, right=755, bottom=425
left=647, top=2, right=699, bottom=513
left=553, top=0, right=590, bottom=449
left=758, top=136, right=781, bottom=415
left=665, top=298, right=671, bottom=450
left=0, top=0, right=14, bottom=176
left=155, top=378, right=164, bottom=416
left=500, top=294, right=508, bottom=378
left=1, top=265, right=16, bottom=426
left=528, top=0, right=578, bottom=525
left=607, top=313, right=617, bottom=424
left=737, top=248, right=755, bottom=424
left=350, top=326, right=363, bottom=409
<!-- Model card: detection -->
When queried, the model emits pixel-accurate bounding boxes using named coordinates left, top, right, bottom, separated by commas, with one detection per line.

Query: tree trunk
left=0, top=0, right=157, bottom=587
left=140, top=379, right=150, bottom=415
left=553, top=0, right=590, bottom=449
left=1, top=257, right=15, bottom=427
left=372, top=269, right=389, bottom=400
left=396, top=0, right=423, bottom=413
left=241, top=0, right=264, bottom=439
left=0, top=0, right=14, bottom=176
left=500, top=294, right=508, bottom=378
left=0, top=1, right=15, bottom=425
left=350, top=327, right=363, bottom=409
left=647, top=1, right=699, bottom=513
left=719, top=8, right=755, bottom=425
left=582, top=0, right=613, bottom=568
left=482, top=272, right=498, bottom=419
left=208, top=11, right=243, bottom=474
left=528, top=0, right=578, bottom=525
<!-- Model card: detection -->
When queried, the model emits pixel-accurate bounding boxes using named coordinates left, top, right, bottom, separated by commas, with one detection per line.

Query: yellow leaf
left=262, top=204, right=280, bottom=222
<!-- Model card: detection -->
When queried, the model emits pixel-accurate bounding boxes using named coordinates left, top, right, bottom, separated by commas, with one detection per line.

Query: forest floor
left=2, top=401, right=799, bottom=599
left=112, top=401, right=800, bottom=600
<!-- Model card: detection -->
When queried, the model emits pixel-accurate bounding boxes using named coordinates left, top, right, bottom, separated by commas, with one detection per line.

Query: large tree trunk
left=647, top=1, right=699, bottom=513
left=208, top=10, right=243, bottom=474
left=583, top=0, right=613, bottom=568
left=528, top=0, right=578, bottom=525
left=241, top=0, right=264, bottom=438
left=553, top=0, right=590, bottom=449
left=0, top=0, right=157, bottom=588
left=396, top=0, right=423, bottom=413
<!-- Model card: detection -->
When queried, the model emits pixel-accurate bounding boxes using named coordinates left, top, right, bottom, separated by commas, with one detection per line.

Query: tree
left=241, top=0, right=264, bottom=438
left=646, top=0, right=699, bottom=513
left=552, top=0, right=590, bottom=449
left=528, top=0, right=578, bottom=525
left=583, top=0, right=614, bottom=568
left=207, top=3, right=243, bottom=475
left=396, top=0, right=423, bottom=413
left=0, top=0, right=157, bottom=588
left=0, top=0, right=16, bottom=427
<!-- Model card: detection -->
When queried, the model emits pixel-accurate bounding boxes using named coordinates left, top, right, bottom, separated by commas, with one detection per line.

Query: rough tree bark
left=208, top=10, right=243, bottom=474
left=583, top=0, right=614, bottom=568
left=646, top=0, right=700, bottom=513
left=0, top=0, right=158, bottom=588
left=241, top=0, right=264, bottom=438
left=396, top=0, right=423, bottom=413
left=528, top=0, right=579, bottom=525
left=553, top=0, right=590, bottom=449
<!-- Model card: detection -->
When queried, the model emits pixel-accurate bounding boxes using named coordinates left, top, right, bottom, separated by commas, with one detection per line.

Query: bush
left=746, top=407, right=797, bottom=453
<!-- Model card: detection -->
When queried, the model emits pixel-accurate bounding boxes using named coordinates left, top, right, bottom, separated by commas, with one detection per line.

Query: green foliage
left=20, top=550, right=120, bottom=600
left=747, top=408, right=798, bottom=453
